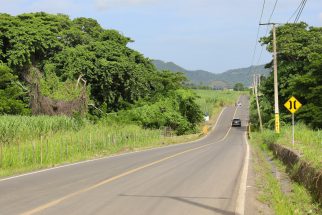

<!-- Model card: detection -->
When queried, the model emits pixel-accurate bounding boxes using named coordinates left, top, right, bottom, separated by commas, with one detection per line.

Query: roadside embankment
left=254, top=125, right=322, bottom=204
left=269, top=143, right=322, bottom=204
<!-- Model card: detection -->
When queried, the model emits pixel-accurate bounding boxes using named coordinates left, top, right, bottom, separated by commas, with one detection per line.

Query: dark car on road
left=232, top=118, right=241, bottom=127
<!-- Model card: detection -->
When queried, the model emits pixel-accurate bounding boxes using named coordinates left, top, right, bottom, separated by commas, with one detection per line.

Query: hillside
left=152, top=60, right=270, bottom=88
left=153, top=60, right=218, bottom=86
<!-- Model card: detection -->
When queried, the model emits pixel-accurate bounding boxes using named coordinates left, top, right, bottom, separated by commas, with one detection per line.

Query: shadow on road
left=119, top=194, right=235, bottom=215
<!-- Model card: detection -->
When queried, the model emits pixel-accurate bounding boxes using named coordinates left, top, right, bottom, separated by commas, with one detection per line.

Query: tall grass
left=0, top=115, right=81, bottom=145
left=0, top=90, right=241, bottom=177
left=193, top=90, right=241, bottom=117
left=279, top=124, right=321, bottom=169
left=255, top=124, right=321, bottom=170
left=0, top=121, right=164, bottom=177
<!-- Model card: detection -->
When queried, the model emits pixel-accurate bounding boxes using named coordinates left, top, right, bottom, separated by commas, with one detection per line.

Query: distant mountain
left=152, top=60, right=219, bottom=86
left=215, top=64, right=269, bottom=87
left=152, top=60, right=270, bottom=88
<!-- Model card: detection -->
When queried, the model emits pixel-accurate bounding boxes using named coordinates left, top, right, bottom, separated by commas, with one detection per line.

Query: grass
left=194, top=90, right=241, bottom=117
left=0, top=90, right=240, bottom=178
left=257, top=125, right=321, bottom=170
left=0, top=122, right=181, bottom=177
left=278, top=124, right=321, bottom=169
left=0, top=115, right=81, bottom=145
left=193, top=90, right=244, bottom=130
left=250, top=132, right=321, bottom=214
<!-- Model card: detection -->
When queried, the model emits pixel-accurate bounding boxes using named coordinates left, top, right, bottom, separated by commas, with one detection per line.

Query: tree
left=259, top=23, right=322, bottom=129
left=233, top=83, right=244, bottom=91
left=0, top=65, right=28, bottom=114
left=0, top=12, right=204, bottom=134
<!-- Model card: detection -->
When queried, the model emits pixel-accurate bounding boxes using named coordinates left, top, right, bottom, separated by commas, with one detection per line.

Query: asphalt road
left=0, top=96, right=250, bottom=215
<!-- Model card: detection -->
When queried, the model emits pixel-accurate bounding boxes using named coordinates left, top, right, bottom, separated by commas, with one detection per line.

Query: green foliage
left=0, top=64, right=29, bottom=114
left=233, top=82, right=244, bottom=91
left=250, top=132, right=321, bottom=215
left=194, top=90, right=241, bottom=115
left=0, top=12, right=156, bottom=111
left=39, top=68, right=82, bottom=101
left=0, top=12, right=205, bottom=134
left=259, top=23, right=322, bottom=129
left=121, top=89, right=203, bottom=135
left=0, top=115, right=82, bottom=145
left=0, top=13, right=66, bottom=69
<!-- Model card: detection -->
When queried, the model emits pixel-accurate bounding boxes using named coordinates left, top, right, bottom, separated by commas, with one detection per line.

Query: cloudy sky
left=1, top=0, right=321, bottom=73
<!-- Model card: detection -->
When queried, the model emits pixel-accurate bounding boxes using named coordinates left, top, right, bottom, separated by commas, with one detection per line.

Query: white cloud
left=320, top=13, right=322, bottom=23
left=95, top=0, right=158, bottom=11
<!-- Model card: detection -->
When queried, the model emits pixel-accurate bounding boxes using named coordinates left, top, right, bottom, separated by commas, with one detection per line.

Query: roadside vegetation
left=194, top=90, right=240, bottom=116
left=0, top=12, right=244, bottom=177
left=257, top=124, right=321, bottom=170
left=0, top=89, right=238, bottom=178
left=248, top=22, right=322, bottom=212
left=250, top=134, right=321, bottom=214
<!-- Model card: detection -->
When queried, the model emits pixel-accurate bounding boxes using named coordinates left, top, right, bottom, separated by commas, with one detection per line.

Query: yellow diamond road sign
left=284, top=96, right=302, bottom=114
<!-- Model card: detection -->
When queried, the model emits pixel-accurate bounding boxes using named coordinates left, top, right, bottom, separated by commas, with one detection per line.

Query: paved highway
left=0, top=96, right=250, bottom=215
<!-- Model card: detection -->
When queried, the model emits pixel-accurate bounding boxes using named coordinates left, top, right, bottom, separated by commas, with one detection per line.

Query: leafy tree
left=0, top=65, right=29, bottom=114
left=233, top=83, right=244, bottom=91
left=259, top=23, right=322, bottom=129
left=0, top=12, right=204, bottom=134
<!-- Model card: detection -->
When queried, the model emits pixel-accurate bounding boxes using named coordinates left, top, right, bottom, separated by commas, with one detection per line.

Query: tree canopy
left=233, top=83, right=245, bottom=91
left=0, top=64, right=29, bottom=114
left=0, top=12, right=203, bottom=133
left=255, top=23, right=322, bottom=129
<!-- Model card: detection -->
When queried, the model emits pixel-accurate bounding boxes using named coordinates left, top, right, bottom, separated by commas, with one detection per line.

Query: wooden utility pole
left=272, top=24, right=280, bottom=133
left=252, top=75, right=255, bottom=95
left=260, top=23, right=280, bottom=133
left=254, top=74, right=263, bottom=131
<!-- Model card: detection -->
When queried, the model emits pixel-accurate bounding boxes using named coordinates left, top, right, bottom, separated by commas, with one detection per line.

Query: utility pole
left=260, top=23, right=280, bottom=133
left=254, top=74, right=263, bottom=131
left=252, top=75, right=255, bottom=95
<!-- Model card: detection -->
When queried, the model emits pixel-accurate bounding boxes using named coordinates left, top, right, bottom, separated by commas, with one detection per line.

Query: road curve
left=0, top=96, right=250, bottom=215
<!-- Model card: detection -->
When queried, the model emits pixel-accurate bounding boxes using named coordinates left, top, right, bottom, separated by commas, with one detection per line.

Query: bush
left=119, top=89, right=203, bottom=135
left=0, top=65, right=29, bottom=115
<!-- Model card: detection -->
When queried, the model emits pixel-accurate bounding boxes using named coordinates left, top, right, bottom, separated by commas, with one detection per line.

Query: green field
left=0, top=90, right=240, bottom=177
left=194, top=89, right=241, bottom=117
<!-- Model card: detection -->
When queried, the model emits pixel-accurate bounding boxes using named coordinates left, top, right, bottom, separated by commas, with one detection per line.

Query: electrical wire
left=287, top=0, right=305, bottom=23
left=256, top=0, right=279, bottom=66
left=294, top=0, right=308, bottom=23
left=250, top=0, right=266, bottom=71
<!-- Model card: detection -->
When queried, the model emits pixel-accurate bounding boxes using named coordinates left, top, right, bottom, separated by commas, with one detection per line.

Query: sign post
left=284, top=96, right=302, bottom=147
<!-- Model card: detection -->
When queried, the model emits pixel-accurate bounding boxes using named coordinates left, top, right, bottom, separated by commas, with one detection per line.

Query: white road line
left=235, top=132, right=250, bottom=215
left=0, top=108, right=228, bottom=183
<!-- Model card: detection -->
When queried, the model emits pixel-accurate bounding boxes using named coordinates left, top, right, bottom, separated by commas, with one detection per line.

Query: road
left=0, top=96, right=250, bottom=215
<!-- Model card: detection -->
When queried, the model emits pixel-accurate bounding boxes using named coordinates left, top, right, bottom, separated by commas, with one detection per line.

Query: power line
left=287, top=0, right=305, bottom=23
left=265, top=0, right=279, bottom=35
left=250, top=0, right=266, bottom=70
left=294, top=0, right=308, bottom=23
left=256, top=0, right=279, bottom=66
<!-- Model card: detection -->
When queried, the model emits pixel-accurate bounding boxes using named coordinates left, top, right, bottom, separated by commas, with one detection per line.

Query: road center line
left=0, top=108, right=226, bottom=183
left=22, top=107, right=239, bottom=215
left=21, top=142, right=214, bottom=215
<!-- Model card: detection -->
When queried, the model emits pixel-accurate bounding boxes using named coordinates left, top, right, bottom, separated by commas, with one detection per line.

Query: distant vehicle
left=232, top=118, right=241, bottom=127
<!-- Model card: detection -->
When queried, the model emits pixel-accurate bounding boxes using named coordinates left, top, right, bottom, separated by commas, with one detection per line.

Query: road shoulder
left=244, top=144, right=273, bottom=215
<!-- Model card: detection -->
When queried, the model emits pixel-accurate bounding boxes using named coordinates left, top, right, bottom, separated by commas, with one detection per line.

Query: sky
left=1, top=0, right=321, bottom=73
